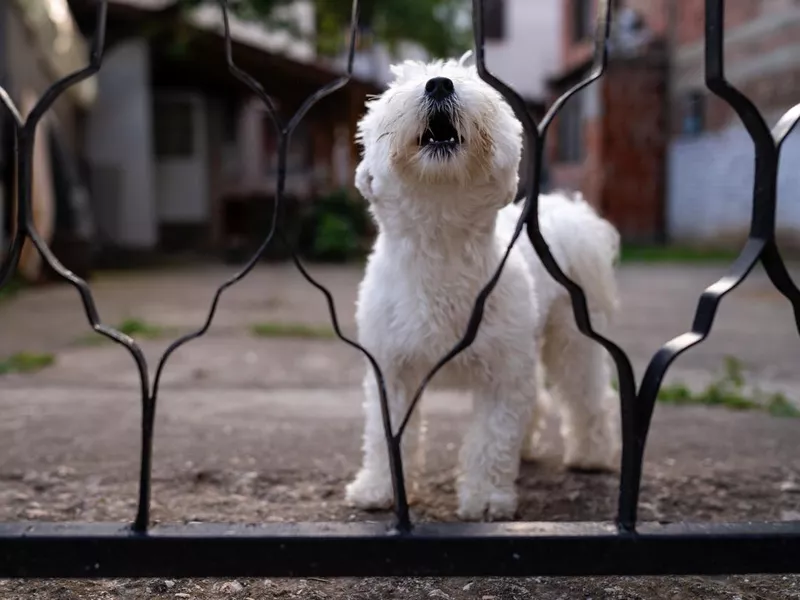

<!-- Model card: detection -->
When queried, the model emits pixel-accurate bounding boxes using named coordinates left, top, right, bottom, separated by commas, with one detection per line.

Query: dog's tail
left=540, top=192, right=621, bottom=325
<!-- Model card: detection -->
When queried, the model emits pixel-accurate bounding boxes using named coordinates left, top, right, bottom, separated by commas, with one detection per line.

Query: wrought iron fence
left=1, top=0, right=800, bottom=578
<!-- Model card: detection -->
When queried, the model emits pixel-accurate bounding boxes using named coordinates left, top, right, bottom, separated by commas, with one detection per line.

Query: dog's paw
left=345, top=471, right=394, bottom=510
left=563, top=433, right=620, bottom=473
left=521, top=429, right=551, bottom=463
left=457, top=485, right=518, bottom=522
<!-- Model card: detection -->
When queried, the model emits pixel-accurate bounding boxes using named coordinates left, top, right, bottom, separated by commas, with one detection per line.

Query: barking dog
left=345, top=55, right=622, bottom=521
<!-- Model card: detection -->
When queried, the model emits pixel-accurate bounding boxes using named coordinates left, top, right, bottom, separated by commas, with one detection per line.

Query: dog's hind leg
left=541, top=302, right=621, bottom=472
left=521, top=358, right=555, bottom=462
left=345, top=370, right=421, bottom=510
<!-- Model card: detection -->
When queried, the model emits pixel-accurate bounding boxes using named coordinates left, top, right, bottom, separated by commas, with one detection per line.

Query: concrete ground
left=1, top=261, right=800, bottom=599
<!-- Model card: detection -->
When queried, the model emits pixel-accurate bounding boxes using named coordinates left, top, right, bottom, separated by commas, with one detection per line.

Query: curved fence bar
left=465, top=0, right=642, bottom=532
left=1, top=0, right=800, bottom=578
left=0, top=1, right=157, bottom=533
left=629, top=0, right=800, bottom=530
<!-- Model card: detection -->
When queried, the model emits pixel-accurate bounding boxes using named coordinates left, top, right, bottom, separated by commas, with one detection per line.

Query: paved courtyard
left=1, top=261, right=800, bottom=599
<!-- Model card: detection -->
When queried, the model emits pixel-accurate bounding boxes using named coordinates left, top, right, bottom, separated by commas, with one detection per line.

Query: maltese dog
left=345, top=54, right=621, bottom=521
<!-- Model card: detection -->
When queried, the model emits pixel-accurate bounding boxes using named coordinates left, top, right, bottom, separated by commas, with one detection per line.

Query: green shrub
left=300, top=188, right=373, bottom=262
left=312, top=213, right=359, bottom=261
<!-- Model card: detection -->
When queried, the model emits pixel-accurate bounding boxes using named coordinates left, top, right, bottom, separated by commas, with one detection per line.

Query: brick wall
left=668, top=0, right=800, bottom=247
left=559, top=0, right=670, bottom=72
left=549, top=0, right=669, bottom=240
left=601, top=57, right=667, bottom=242
left=560, top=0, right=594, bottom=72
left=672, top=1, right=800, bottom=131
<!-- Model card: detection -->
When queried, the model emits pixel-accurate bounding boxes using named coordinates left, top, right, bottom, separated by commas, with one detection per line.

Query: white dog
left=345, top=55, right=621, bottom=521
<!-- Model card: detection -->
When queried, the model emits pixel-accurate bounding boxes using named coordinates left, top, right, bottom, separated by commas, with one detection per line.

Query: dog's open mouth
left=419, top=110, right=463, bottom=153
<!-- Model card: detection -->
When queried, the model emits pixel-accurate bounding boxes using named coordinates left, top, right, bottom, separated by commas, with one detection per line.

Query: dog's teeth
left=449, top=137, right=455, bottom=142
left=429, top=137, right=435, bottom=143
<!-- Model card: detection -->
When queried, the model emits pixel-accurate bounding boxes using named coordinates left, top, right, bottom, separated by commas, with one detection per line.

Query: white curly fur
left=345, top=56, right=622, bottom=521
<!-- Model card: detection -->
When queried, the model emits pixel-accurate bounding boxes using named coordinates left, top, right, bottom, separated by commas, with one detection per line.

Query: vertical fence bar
left=201, top=0, right=423, bottom=532
left=0, top=1, right=157, bottom=533
left=0, top=0, right=798, bottom=578
left=625, top=0, right=800, bottom=529
left=459, top=0, right=645, bottom=533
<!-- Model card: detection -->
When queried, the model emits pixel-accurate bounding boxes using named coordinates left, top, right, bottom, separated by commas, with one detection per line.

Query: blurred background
left=2, top=1, right=800, bottom=597
left=4, top=0, right=799, bottom=281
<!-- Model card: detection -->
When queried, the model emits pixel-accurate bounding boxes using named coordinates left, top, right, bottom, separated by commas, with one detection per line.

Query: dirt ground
left=2, top=262, right=800, bottom=599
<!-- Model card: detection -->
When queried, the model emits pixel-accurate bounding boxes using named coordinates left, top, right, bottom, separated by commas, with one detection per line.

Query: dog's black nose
left=425, top=77, right=455, bottom=101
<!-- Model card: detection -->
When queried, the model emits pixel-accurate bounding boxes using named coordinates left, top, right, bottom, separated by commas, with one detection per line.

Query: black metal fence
left=1, top=0, right=800, bottom=578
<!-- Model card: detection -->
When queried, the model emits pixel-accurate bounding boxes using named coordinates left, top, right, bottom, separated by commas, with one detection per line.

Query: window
left=222, top=98, right=239, bottom=145
left=153, top=98, right=195, bottom=158
left=681, top=91, right=705, bottom=136
left=572, top=0, right=594, bottom=42
left=556, top=96, right=584, bottom=163
left=483, top=0, right=505, bottom=40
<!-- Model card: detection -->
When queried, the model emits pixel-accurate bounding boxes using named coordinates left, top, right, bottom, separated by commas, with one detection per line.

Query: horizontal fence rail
left=1, top=0, right=800, bottom=578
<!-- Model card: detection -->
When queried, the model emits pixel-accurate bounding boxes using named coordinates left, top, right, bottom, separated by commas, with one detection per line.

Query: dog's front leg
left=345, top=371, right=419, bottom=510
left=457, top=376, right=535, bottom=521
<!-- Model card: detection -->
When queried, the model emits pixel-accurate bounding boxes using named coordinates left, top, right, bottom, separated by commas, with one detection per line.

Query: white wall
left=86, top=38, right=157, bottom=248
left=668, top=122, right=800, bottom=242
left=483, top=0, right=561, bottom=100
left=189, top=1, right=316, bottom=63
left=350, top=0, right=561, bottom=99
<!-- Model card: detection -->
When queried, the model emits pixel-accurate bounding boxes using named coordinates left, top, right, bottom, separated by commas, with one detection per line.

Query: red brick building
left=546, top=0, right=800, bottom=247
left=668, top=0, right=800, bottom=249
left=546, top=0, right=669, bottom=243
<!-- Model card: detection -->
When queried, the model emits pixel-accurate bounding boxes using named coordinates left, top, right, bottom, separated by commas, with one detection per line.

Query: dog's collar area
left=419, top=110, right=463, bottom=151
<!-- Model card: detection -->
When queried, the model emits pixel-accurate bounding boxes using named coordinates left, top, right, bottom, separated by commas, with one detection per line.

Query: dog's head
left=356, top=53, right=523, bottom=191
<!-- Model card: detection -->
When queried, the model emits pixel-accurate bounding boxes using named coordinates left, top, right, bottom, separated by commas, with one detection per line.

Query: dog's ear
left=354, top=160, right=375, bottom=203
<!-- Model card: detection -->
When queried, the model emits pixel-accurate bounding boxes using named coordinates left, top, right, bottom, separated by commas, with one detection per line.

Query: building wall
left=85, top=38, right=157, bottom=249
left=351, top=41, right=429, bottom=88
left=189, top=0, right=316, bottom=63
left=4, top=1, right=91, bottom=275
left=558, top=0, right=669, bottom=72
left=547, top=82, right=603, bottom=204
left=0, top=1, right=7, bottom=253
left=667, top=1, right=800, bottom=245
left=602, top=58, right=667, bottom=241
left=548, top=0, right=669, bottom=239
left=5, top=4, right=79, bottom=153
left=669, top=121, right=800, bottom=248
left=484, top=0, right=562, bottom=100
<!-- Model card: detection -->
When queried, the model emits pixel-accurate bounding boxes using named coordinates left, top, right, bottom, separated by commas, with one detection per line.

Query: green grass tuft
left=116, top=318, right=170, bottom=338
left=75, top=318, right=174, bottom=346
left=619, top=245, right=739, bottom=264
left=250, top=322, right=336, bottom=340
left=766, top=394, right=800, bottom=418
left=0, top=276, right=25, bottom=303
left=0, top=352, right=55, bottom=375
left=612, top=355, right=799, bottom=418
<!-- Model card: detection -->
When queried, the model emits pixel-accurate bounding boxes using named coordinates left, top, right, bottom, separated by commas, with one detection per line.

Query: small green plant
left=620, top=245, right=739, bottom=264
left=657, top=383, right=695, bottom=405
left=250, top=322, right=336, bottom=340
left=658, top=356, right=798, bottom=417
left=300, top=188, right=373, bottom=263
left=116, top=318, right=170, bottom=338
left=312, top=213, right=360, bottom=262
left=75, top=318, right=174, bottom=346
left=766, top=393, right=800, bottom=418
left=0, top=352, right=55, bottom=375
left=0, top=276, right=25, bottom=303
left=612, top=356, right=799, bottom=418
